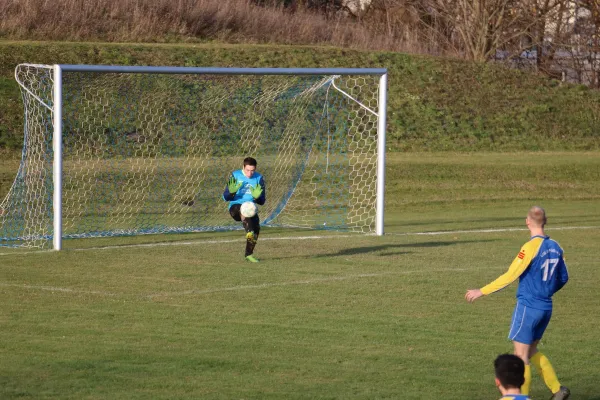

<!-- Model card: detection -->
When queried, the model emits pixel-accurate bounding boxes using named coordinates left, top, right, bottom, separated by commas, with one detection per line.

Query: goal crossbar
left=58, top=65, right=388, bottom=75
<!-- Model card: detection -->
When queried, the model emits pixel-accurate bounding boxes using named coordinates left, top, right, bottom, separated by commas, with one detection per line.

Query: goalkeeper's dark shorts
left=229, top=204, right=260, bottom=225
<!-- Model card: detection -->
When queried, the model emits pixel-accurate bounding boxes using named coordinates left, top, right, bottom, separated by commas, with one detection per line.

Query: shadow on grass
left=269, top=239, right=497, bottom=260
left=316, top=239, right=497, bottom=258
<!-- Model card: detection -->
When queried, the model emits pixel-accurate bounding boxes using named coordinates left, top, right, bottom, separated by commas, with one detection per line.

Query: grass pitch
left=1, top=152, right=600, bottom=399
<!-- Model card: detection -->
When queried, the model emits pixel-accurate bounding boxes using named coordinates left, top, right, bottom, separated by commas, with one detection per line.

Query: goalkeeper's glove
left=250, top=184, right=263, bottom=199
left=227, top=176, right=243, bottom=194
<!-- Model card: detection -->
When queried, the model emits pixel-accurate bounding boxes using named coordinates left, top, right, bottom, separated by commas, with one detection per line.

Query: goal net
left=1, top=64, right=387, bottom=249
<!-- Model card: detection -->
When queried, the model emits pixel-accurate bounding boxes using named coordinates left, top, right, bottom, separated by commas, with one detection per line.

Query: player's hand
left=228, top=176, right=243, bottom=193
left=465, top=289, right=483, bottom=303
left=250, top=184, right=263, bottom=199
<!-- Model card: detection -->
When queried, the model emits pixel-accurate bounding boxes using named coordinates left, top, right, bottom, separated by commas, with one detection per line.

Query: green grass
left=1, top=40, right=600, bottom=151
left=1, top=152, right=599, bottom=399
left=1, top=151, right=600, bottom=234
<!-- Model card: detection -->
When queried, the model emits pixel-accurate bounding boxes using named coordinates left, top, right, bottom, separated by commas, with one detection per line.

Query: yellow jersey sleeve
left=480, top=238, right=542, bottom=295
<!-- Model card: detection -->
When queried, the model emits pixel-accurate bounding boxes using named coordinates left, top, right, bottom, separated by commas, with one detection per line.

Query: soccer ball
left=240, top=201, right=257, bottom=218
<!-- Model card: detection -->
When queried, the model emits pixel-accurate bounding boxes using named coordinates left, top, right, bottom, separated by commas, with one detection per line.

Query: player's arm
left=222, top=175, right=242, bottom=201
left=481, top=243, right=536, bottom=294
left=465, top=242, right=536, bottom=302
left=554, top=256, right=569, bottom=293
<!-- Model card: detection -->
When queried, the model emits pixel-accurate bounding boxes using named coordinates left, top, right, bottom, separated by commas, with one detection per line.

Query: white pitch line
left=1, top=267, right=469, bottom=299
left=147, top=267, right=468, bottom=298
left=0, top=249, right=53, bottom=256
left=0, top=282, right=117, bottom=296
left=1, top=225, right=598, bottom=256
left=72, top=234, right=356, bottom=252
left=0, top=236, right=352, bottom=256
left=387, top=225, right=600, bottom=236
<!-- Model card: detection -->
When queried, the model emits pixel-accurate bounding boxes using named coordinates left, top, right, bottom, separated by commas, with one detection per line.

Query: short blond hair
left=528, top=206, right=547, bottom=227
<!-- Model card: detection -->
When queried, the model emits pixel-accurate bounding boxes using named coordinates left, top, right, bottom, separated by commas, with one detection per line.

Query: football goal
left=1, top=64, right=387, bottom=250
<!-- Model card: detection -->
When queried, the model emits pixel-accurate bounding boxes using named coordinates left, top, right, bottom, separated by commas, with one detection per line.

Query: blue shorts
left=508, top=302, right=552, bottom=345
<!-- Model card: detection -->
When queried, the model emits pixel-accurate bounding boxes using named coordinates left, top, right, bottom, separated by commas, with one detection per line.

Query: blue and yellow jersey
left=499, top=395, right=531, bottom=400
left=222, top=169, right=266, bottom=209
left=481, top=236, right=569, bottom=310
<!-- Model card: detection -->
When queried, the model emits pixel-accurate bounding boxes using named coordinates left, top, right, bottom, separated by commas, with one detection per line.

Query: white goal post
left=2, top=64, right=387, bottom=250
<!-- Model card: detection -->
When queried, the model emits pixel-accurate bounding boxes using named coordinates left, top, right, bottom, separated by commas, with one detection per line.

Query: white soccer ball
left=240, top=201, right=257, bottom=218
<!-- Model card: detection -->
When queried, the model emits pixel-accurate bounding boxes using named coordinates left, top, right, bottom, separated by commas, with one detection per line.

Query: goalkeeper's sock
left=531, top=352, right=561, bottom=394
left=245, top=231, right=258, bottom=256
left=246, top=231, right=257, bottom=244
left=521, top=363, right=531, bottom=395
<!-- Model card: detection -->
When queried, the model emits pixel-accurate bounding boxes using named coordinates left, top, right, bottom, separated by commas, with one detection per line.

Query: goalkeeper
left=222, top=157, right=266, bottom=263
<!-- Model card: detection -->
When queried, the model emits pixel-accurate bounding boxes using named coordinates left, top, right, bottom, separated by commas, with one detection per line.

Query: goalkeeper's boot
left=550, top=386, right=570, bottom=400
left=245, top=255, right=260, bottom=263
left=246, top=231, right=257, bottom=245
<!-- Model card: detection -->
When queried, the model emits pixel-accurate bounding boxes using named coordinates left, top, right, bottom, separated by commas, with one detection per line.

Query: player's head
left=243, top=157, right=257, bottom=178
left=526, top=206, right=547, bottom=228
left=494, top=354, right=525, bottom=392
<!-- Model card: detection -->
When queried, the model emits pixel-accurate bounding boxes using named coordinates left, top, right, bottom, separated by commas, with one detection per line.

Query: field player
left=465, top=206, right=570, bottom=400
left=494, top=354, right=531, bottom=400
left=222, top=157, right=266, bottom=263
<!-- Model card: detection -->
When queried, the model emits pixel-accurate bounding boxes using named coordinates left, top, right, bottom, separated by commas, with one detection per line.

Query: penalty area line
left=0, top=282, right=117, bottom=297
left=0, top=249, right=53, bottom=256
left=71, top=234, right=356, bottom=252
left=147, top=267, right=469, bottom=299
left=0, top=235, right=355, bottom=256
left=1, top=267, right=469, bottom=299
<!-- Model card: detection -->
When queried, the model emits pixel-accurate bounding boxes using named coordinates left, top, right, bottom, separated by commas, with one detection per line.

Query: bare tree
left=414, top=0, right=570, bottom=64
left=513, top=0, right=569, bottom=73
left=578, top=0, right=600, bottom=86
left=358, top=0, right=460, bottom=56
left=421, top=0, right=523, bottom=62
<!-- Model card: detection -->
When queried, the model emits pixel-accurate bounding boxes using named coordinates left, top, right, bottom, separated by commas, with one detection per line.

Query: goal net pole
left=53, top=65, right=63, bottom=250
left=376, top=73, right=387, bottom=237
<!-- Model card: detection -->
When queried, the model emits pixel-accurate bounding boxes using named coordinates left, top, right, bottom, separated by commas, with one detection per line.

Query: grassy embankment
left=1, top=41, right=600, bottom=153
